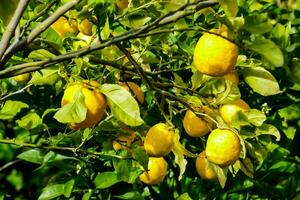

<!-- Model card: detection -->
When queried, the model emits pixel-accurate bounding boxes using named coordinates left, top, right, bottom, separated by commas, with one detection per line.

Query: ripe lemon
left=120, top=82, right=144, bottom=104
left=61, top=81, right=107, bottom=130
left=112, top=131, right=142, bottom=151
left=116, top=0, right=129, bottom=10
left=223, top=70, right=239, bottom=85
left=219, top=99, right=250, bottom=124
left=13, top=73, right=30, bottom=83
left=51, top=16, right=78, bottom=37
left=183, top=106, right=214, bottom=137
left=205, top=129, right=241, bottom=167
left=78, top=19, right=93, bottom=36
left=196, top=151, right=217, bottom=180
left=144, top=123, right=174, bottom=157
left=139, top=157, right=168, bottom=185
left=193, top=26, right=238, bottom=76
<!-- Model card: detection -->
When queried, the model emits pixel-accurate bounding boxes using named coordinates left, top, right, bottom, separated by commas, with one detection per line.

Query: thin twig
left=0, top=84, right=32, bottom=101
left=0, top=159, right=21, bottom=172
left=0, top=0, right=30, bottom=60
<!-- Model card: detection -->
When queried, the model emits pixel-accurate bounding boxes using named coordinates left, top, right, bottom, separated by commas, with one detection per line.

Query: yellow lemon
left=144, top=123, right=174, bottom=157
left=116, top=0, right=129, bottom=10
left=223, top=70, right=239, bottom=85
left=139, top=157, right=168, bottom=185
left=120, top=82, right=144, bottom=104
left=206, top=129, right=241, bottom=167
left=78, top=19, right=93, bottom=36
left=193, top=26, right=238, bottom=76
left=13, top=73, right=30, bottom=83
left=183, top=106, right=214, bottom=137
left=61, top=81, right=107, bottom=130
left=219, top=99, right=250, bottom=124
left=196, top=151, right=217, bottom=180
left=51, top=16, right=78, bottom=37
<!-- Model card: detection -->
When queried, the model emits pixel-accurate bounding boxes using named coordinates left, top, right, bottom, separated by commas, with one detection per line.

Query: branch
left=0, top=0, right=82, bottom=65
left=0, top=83, right=32, bottom=101
left=0, top=0, right=30, bottom=60
left=0, top=0, right=218, bottom=78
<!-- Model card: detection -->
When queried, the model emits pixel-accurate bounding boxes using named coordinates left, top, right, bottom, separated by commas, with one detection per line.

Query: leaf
left=271, top=23, right=290, bottom=49
left=94, top=172, right=121, bottom=189
left=29, top=66, right=60, bottom=86
left=121, top=14, right=151, bottom=29
left=28, top=49, right=56, bottom=60
left=176, top=193, right=193, bottom=200
left=255, top=124, right=281, bottom=141
left=16, top=113, right=42, bottom=129
left=54, top=90, right=87, bottom=123
left=191, top=71, right=203, bottom=90
left=242, top=67, right=281, bottom=96
left=17, top=149, right=44, bottom=165
left=38, top=179, right=74, bottom=200
left=219, top=0, right=238, bottom=18
left=209, top=162, right=228, bottom=188
left=113, top=192, right=144, bottom=200
left=101, top=17, right=111, bottom=40
left=239, top=158, right=254, bottom=178
left=246, top=37, right=284, bottom=67
left=131, top=147, right=149, bottom=170
left=243, top=109, right=266, bottom=126
left=243, top=14, right=273, bottom=34
left=100, top=84, right=144, bottom=126
left=0, top=101, right=28, bottom=120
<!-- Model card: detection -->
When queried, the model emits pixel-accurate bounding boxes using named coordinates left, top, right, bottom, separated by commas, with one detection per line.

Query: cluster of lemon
left=189, top=25, right=250, bottom=180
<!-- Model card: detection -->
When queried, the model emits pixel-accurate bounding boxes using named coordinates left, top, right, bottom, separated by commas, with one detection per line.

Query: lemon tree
left=0, top=0, right=299, bottom=199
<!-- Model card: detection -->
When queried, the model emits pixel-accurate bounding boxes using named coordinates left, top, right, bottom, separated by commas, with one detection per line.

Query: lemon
left=78, top=19, right=93, bottom=36
left=51, top=16, right=78, bottom=37
left=206, top=129, right=241, bottom=167
left=223, top=70, right=239, bottom=85
left=61, top=81, right=107, bottom=130
left=196, top=151, right=217, bottom=180
left=219, top=99, right=250, bottom=124
left=183, top=106, right=213, bottom=137
left=139, top=157, right=168, bottom=185
left=120, top=82, right=144, bottom=104
left=144, top=123, right=174, bottom=157
left=13, top=73, right=30, bottom=83
left=116, top=0, right=129, bottom=10
left=193, top=26, right=238, bottom=76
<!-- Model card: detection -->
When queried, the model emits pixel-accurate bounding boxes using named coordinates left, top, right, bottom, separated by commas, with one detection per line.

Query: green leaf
left=54, top=90, right=87, bottom=123
left=100, top=84, right=144, bottom=126
left=191, top=71, right=203, bottom=90
left=242, top=67, right=281, bottom=96
left=120, top=14, right=151, bottom=29
left=219, top=0, right=238, bottom=18
left=101, top=17, right=111, bottom=40
left=114, top=192, right=144, bottom=200
left=271, top=23, right=290, bottom=49
left=0, top=0, right=18, bottom=25
left=38, top=184, right=64, bottom=200
left=16, top=113, right=42, bottom=129
left=94, top=172, right=121, bottom=189
left=233, top=158, right=254, bottom=178
left=255, top=124, right=281, bottom=141
left=243, top=109, right=266, bottom=126
left=243, top=14, right=273, bottom=34
left=177, top=193, right=193, bottom=200
left=17, top=149, right=44, bottom=164
left=131, top=147, right=149, bottom=170
left=28, top=49, right=55, bottom=60
left=63, top=179, right=75, bottom=198
left=246, top=37, right=284, bottom=67
left=209, top=162, right=228, bottom=188
left=29, top=66, right=60, bottom=86
left=0, top=101, right=28, bottom=120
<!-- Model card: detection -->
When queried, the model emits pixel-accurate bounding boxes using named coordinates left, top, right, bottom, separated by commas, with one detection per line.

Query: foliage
left=0, top=0, right=299, bottom=199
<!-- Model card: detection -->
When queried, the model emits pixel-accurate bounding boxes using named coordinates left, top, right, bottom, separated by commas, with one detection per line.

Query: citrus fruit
left=61, top=81, right=107, bottom=130
left=13, top=73, right=30, bottom=83
left=144, top=123, right=174, bottom=157
left=78, top=19, right=93, bottom=36
left=112, top=131, right=142, bottom=151
left=183, top=106, right=214, bottom=137
left=139, top=157, right=168, bottom=185
left=116, top=0, right=129, bottom=10
left=196, top=151, right=217, bottom=180
left=219, top=99, right=250, bottom=124
left=205, top=128, right=241, bottom=167
left=193, top=25, right=238, bottom=76
left=223, top=70, right=239, bottom=85
left=120, top=82, right=144, bottom=104
left=51, top=16, right=78, bottom=37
